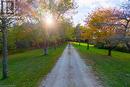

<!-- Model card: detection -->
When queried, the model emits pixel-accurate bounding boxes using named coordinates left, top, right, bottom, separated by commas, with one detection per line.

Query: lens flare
left=45, top=13, right=54, bottom=26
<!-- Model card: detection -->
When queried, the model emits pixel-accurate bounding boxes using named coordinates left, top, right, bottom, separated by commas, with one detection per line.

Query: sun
left=45, top=13, right=54, bottom=26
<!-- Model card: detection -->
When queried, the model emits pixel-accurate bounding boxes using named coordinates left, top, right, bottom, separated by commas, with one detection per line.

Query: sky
left=73, top=0, right=127, bottom=26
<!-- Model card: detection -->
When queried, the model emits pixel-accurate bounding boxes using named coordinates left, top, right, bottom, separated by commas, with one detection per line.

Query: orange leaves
left=85, top=8, right=119, bottom=42
left=80, top=26, right=93, bottom=41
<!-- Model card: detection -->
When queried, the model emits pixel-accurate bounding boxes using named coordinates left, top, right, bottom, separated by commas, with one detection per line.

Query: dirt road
left=39, top=45, right=103, bottom=87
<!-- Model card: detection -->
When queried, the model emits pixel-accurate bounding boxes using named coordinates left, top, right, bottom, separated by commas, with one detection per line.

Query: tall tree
left=0, top=0, right=38, bottom=79
left=0, top=0, right=16, bottom=79
left=38, top=0, right=76, bottom=55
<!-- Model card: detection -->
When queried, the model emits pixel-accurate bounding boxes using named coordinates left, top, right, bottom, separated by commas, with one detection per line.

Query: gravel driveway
left=39, top=45, right=103, bottom=87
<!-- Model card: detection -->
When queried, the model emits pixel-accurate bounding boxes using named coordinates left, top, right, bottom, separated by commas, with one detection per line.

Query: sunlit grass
left=0, top=45, right=66, bottom=87
left=73, top=42, right=130, bottom=87
left=72, top=42, right=94, bottom=47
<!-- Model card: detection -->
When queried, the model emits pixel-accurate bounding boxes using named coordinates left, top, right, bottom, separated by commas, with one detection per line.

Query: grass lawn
left=0, top=45, right=66, bottom=87
left=73, top=42, right=130, bottom=87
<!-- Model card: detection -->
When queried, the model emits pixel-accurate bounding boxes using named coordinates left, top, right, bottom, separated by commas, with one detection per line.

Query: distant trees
left=80, top=26, right=93, bottom=49
left=75, top=24, right=81, bottom=45
left=7, top=23, right=42, bottom=49
left=59, top=18, right=75, bottom=41
left=6, top=21, right=74, bottom=50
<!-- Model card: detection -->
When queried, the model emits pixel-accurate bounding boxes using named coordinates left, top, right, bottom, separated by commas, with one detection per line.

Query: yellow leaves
left=80, top=26, right=92, bottom=40
left=85, top=8, right=117, bottom=42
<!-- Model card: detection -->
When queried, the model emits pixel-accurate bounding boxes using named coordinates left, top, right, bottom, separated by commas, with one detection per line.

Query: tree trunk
left=2, top=19, right=8, bottom=79
left=108, top=48, right=112, bottom=56
left=78, top=40, right=80, bottom=46
left=54, top=41, right=57, bottom=50
left=87, top=41, right=89, bottom=50
left=44, top=48, right=48, bottom=55
left=126, top=42, right=130, bottom=52
left=44, top=39, right=48, bottom=55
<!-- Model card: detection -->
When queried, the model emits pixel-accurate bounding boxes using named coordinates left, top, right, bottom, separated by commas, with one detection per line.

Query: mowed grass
left=0, top=45, right=66, bottom=87
left=73, top=43, right=130, bottom=87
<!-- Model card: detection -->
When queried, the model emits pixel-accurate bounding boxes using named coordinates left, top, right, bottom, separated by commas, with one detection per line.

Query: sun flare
left=45, top=13, right=54, bottom=26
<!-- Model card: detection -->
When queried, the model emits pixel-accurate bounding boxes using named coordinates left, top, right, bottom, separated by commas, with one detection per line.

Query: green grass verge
left=0, top=45, right=66, bottom=87
left=73, top=43, right=130, bottom=87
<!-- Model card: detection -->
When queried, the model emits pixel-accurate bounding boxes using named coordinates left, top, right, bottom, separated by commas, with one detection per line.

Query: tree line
left=78, top=1, right=130, bottom=56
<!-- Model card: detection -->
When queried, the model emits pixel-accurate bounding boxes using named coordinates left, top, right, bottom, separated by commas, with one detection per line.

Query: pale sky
left=73, top=0, right=127, bottom=26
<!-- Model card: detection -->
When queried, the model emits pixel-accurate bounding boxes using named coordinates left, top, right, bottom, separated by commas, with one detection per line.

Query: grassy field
left=0, top=45, right=66, bottom=87
left=73, top=42, right=130, bottom=87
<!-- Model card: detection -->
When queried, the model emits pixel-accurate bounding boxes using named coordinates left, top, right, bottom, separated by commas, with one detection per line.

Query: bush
left=95, top=42, right=130, bottom=53
left=95, top=42, right=106, bottom=49
left=115, top=43, right=129, bottom=53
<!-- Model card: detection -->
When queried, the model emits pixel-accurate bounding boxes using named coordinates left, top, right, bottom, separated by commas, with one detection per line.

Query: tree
left=86, top=8, right=119, bottom=56
left=59, top=18, right=74, bottom=41
left=112, top=1, right=130, bottom=52
left=75, top=24, right=81, bottom=45
left=38, top=0, right=76, bottom=55
left=0, top=0, right=16, bottom=79
left=80, top=26, right=93, bottom=49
